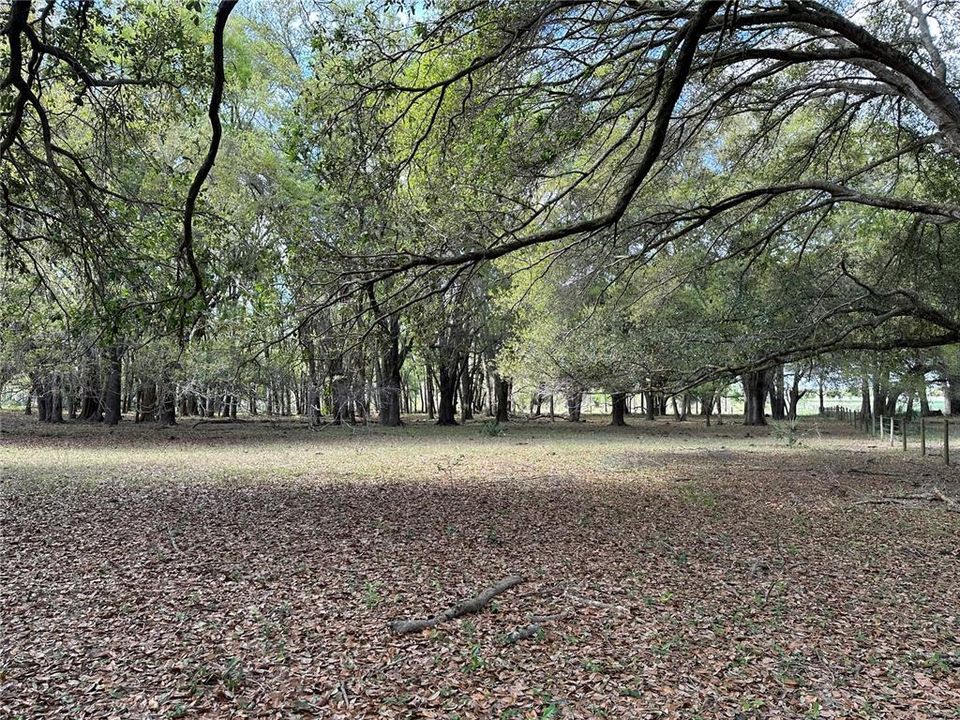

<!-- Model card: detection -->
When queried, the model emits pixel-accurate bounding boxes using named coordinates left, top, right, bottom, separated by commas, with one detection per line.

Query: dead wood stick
left=932, top=487, right=960, bottom=513
left=389, top=575, right=524, bottom=635
left=855, top=490, right=960, bottom=512
left=502, top=623, right=543, bottom=644
left=853, top=498, right=913, bottom=506
left=502, top=612, right=567, bottom=645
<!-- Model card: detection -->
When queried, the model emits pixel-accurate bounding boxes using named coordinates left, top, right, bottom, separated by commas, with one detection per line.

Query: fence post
left=920, top=416, right=926, bottom=456
left=889, top=416, right=894, bottom=446
left=901, top=415, right=907, bottom=451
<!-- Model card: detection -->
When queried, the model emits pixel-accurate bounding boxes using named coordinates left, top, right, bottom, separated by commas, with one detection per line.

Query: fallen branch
left=389, top=575, right=524, bottom=635
left=502, top=623, right=543, bottom=644
left=502, top=612, right=567, bottom=645
left=847, top=468, right=902, bottom=477
left=854, top=488, right=960, bottom=512
left=932, top=487, right=959, bottom=513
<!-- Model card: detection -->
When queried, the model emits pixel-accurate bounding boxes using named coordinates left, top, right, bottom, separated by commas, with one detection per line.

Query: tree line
left=1, top=0, right=958, bottom=428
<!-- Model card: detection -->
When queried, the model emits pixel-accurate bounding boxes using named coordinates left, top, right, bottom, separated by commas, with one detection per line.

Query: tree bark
left=425, top=365, right=436, bottom=419
left=787, top=368, right=807, bottom=420
left=644, top=389, right=655, bottom=421
left=159, top=379, right=177, bottom=426
left=49, top=378, right=63, bottom=423
left=919, top=381, right=931, bottom=416
left=329, top=356, right=354, bottom=425
left=459, top=356, right=474, bottom=422
left=436, top=359, right=459, bottom=426
left=610, top=392, right=627, bottom=426
left=494, top=373, right=510, bottom=423
left=104, top=346, right=122, bottom=426
left=770, top=365, right=786, bottom=420
left=859, top=376, right=871, bottom=419
left=743, top=370, right=769, bottom=425
left=378, top=320, right=404, bottom=427
left=566, top=391, right=582, bottom=422
left=872, top=371, right=889, bottom=419
left=946, top=375, right=960, bottom=416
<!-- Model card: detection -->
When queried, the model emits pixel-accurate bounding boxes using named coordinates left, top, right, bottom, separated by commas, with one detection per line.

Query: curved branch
left=181, top=0, right=238, bottom=304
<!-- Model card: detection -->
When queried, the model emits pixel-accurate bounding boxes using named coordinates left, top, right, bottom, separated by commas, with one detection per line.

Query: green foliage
left=478, top=420, right=506, bottom=437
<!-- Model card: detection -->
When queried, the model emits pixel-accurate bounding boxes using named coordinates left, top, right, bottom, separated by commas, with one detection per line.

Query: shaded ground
left=1, top=412, right=959, bottom=718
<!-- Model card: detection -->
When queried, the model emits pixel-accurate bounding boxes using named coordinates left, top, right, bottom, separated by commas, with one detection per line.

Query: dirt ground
left=1, top=411, right=958, bottom=719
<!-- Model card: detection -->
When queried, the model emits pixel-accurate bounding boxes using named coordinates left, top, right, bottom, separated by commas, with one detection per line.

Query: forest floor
left=1, top=411, right=959, bottom=719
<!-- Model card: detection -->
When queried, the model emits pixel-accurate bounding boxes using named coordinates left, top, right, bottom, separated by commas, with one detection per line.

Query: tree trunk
left=425, top=365, right=436, bottom=420
left=700, top=392, right=714, bottom=426
left=139, top=382, right=158, bottom=422
left=859, top=376, right=871, bottom=419
left=610, top=392, right=627, bottom=426
left=104, top=346, right=122, bottom=426
left=770, top=365, right=786, bottom=420
left=787, top=370, right=806, bottom=421
left=743, top=370, right=769, bottom=426
left=566, top=391, right=582, bottom=422
left=81, top=387, right=102, bottom=422
left=459, top=356, right=474, bottom=422
left=872, top=372, right=889, bottom=420
left=919, top=382, right=931, bottom=416
left=304, top=340, right=323, bottom=425
left=436, top=360, right=459, bottom=426
left=494, top=374, right=510, bottom=423
left=378, top=318, right=404, bottom=427
left=946, top=375, right=960, bottom=416
left=885, top=390, right=900, bottom=416
left=644, top=389, right=655, bottom=421
left=49, top=378, right=63, bottom=423
left=329, top=356, right=354, bottom=425
left=158, top=379, right=176, bottom=426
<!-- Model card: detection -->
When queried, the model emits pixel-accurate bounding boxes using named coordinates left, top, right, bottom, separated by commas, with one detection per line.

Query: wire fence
left=826, top=406, right=954, bottom=465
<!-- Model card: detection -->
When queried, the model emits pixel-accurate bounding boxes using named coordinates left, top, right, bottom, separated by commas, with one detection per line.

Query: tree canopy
left=2, top=0, right=959, bottom=426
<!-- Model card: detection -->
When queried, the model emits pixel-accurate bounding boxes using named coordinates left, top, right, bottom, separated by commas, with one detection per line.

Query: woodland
left=1, top=0, right=960, bottom=717
left=0, top=0, right=958, bottom=423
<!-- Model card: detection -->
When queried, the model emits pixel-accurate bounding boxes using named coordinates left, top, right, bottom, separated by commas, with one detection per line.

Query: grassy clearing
left=1, top=412, right=958, bottom=718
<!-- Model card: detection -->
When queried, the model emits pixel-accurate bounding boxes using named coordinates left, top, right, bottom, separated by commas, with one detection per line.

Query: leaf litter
left=1, top=414, right=958, bottom=718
